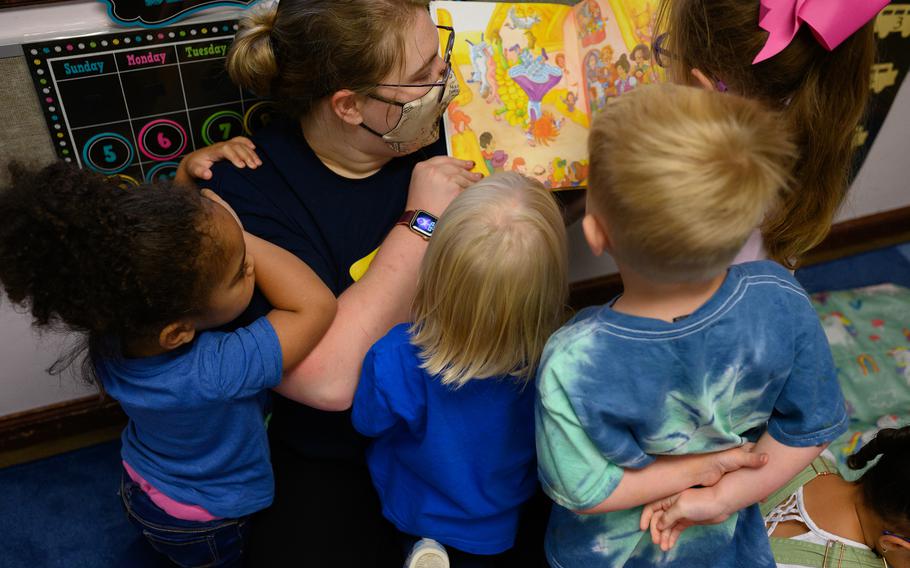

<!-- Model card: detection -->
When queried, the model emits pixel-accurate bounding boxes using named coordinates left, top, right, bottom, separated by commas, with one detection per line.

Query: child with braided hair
left=763, top=426, right=910, bottom=567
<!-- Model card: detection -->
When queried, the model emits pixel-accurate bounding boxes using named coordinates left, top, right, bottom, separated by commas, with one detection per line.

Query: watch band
left=397, top=210, right=418, bottom=226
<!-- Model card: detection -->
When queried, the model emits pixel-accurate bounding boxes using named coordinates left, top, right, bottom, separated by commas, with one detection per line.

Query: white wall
left=0, top=306, right=92, bottom=415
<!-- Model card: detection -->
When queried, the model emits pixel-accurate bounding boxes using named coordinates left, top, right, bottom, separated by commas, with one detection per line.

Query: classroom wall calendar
left=23, top=19, right=275, bottom=187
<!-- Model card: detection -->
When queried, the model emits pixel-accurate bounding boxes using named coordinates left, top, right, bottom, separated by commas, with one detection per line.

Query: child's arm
left=576, top=445, right=768, bottom=515
left=641, top=433, right=826, bottom=551
left=536, top=356, right=767, bottom=516
left=174, top=137, right=261, bottom=186
left=241, top=231, right=337, bottom=382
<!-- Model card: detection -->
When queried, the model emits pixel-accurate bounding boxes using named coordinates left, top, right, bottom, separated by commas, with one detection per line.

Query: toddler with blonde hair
left=535, top=84, right=849, bottom=568
left=352, top=172, right=567, bottom=567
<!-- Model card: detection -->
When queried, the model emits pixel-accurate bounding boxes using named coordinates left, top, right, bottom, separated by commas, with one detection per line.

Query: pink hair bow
left=752, top=0, right=889, bottom=64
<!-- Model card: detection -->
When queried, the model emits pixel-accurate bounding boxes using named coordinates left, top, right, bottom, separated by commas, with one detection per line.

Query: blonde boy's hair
left=587, top=83, right=797, bottom=282
left=411, top=173, right=568, bottom=387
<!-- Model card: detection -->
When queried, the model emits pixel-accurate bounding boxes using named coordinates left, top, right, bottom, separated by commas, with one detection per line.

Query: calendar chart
left=24, top=19, right=276, bottom=186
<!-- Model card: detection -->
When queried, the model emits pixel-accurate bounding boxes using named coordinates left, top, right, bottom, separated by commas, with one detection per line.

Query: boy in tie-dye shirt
left=535, top=85, right=849, bottom=568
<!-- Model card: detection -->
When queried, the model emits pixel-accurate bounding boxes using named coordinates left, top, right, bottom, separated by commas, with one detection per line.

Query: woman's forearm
left=278, top=226, right=427, bottom=410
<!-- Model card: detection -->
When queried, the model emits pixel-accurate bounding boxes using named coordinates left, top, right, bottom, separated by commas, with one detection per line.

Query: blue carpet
left=795, top=242, right=910, bottom=293
left=0, top=439, right=163, bottom=568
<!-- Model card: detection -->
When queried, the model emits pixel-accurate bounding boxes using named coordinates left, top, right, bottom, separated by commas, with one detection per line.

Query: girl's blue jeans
left=119, top=467, right=250, bottom=567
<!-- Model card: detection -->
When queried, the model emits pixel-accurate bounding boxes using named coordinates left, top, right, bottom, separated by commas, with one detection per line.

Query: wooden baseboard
left=0, top=394, right=126, bottom=453
left=800, top=206, right=910, bottom=266
left=569, top=206, right=910, bottom=309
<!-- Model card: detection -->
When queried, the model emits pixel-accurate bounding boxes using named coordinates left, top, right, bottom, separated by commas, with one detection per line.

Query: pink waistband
left=123, top=461, right=219, bottom=522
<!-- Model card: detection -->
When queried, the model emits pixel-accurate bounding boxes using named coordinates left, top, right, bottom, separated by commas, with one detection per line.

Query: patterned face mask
left=360, top=25, right=458, bottom=154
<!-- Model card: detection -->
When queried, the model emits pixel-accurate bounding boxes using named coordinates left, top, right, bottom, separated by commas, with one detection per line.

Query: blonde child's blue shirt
left=352, top=323, right=538, bottom=555
left=97, top=317, right=282, bottom=519
left=535, top=260, right=849, bottom=568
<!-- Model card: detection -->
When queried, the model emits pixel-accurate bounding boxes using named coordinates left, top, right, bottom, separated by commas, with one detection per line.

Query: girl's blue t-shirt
left=352, top=323, right=538, bottom=555
left=97, top=317, right=282, bottom=519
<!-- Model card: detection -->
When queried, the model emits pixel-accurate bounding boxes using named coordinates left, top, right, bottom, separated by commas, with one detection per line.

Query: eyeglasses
left=652, top=32, right=672, bottom=69
left=651, top=32, right=728, bottom=92
left=374, top=25, right=455, bottom=104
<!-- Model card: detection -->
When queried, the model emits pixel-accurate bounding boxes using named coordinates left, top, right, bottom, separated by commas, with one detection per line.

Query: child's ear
left=330, top=89, right=364, bottom=126
left=582, top=211, right=612, bottom=257
left=690, top=68, right=724, bottom=92
left=880, top=534, right=910, bottom=559
left=159, top=321, right=196, bottom=351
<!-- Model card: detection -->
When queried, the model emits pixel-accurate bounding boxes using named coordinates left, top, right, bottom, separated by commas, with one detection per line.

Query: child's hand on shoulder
left=177, top=137, right=261, bottom=183
left=640, top=486, right=731, bottom=552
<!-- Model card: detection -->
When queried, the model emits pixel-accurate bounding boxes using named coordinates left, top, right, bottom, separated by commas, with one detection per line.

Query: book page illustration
left=436, top=2, right=589, bottom=190
left=434, top=1, right=662, bottom=190
left=575, top=0, right=662, bottom=117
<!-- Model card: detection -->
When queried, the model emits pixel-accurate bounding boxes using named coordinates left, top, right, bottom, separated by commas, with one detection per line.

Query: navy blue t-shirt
left=207, top=116, right=446, bottom=461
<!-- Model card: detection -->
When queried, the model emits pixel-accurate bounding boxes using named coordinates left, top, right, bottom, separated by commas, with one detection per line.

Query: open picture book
left=432, top=0, right=663, bottom=190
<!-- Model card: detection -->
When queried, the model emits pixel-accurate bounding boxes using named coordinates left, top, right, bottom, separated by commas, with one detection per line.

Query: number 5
left=102, top=144, right=117, bottom=163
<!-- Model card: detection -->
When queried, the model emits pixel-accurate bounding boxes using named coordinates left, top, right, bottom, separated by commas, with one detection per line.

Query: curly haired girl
left=0, top=161, right=335, bottom=567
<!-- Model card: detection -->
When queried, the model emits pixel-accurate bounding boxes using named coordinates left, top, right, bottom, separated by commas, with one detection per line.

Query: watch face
left=412, top=211, right=437, bottom=238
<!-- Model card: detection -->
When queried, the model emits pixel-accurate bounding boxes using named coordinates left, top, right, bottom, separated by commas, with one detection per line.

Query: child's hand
left=696, top=443, right=768, bottom=487
left=179, top=137, right=261, bottom=182
left=640, top=487, right=731, bottom=551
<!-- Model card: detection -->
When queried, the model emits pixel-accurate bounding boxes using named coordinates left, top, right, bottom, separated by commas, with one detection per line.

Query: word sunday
left=62, top=60, right=105, bottom=76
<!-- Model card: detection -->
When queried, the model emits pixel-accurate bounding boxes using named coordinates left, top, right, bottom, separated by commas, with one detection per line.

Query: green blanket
left=810, top=284, right=910, bottom=480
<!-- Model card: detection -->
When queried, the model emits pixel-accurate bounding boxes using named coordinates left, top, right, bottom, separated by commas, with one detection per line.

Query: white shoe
left=404, top=538, right=450, bottom=568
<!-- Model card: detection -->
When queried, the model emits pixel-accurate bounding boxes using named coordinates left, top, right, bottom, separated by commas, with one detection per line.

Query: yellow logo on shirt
left=349, top=247, right=380, bottom=282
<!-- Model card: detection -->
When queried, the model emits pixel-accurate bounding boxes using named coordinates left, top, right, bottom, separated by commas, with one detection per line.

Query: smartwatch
left=396, top=209, right=438, bottom=240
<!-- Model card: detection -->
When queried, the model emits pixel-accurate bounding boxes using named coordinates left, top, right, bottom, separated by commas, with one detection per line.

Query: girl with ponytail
left=654, top=0, right=886, bottom=267
left=762, top=426, right=910, bottom=567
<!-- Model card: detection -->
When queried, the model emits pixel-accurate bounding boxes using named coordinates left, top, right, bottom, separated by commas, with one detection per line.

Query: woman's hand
left=405, top=156, right=482, bottom=216
left=176, top=136, right=261, bottom=184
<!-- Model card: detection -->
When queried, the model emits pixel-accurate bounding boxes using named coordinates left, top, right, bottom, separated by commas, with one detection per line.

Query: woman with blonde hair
left=176, top=0, right=480, bottom=564
left=352, top=173, right=569, bottom=567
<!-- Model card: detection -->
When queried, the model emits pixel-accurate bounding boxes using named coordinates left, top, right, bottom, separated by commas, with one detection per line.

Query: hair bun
left=226, top=5, right=279, bottom=96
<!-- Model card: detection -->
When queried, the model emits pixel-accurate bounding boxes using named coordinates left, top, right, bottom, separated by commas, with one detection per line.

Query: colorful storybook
left=432, top=0, right=662, bottom=190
